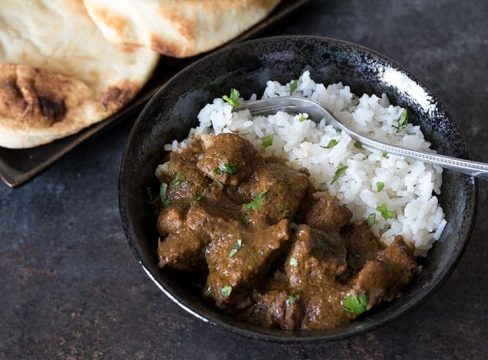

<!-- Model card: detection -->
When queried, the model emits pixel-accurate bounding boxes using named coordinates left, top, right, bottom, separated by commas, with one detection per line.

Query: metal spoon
left=238, top=96, right=488, bottom=180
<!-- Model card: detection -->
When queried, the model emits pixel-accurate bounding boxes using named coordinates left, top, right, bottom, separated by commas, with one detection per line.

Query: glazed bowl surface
left=119, top=36, right=476, bottom=342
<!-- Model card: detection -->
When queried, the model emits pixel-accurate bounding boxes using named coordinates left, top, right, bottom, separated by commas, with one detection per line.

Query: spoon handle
left=330, top=117, right=488, bottom=180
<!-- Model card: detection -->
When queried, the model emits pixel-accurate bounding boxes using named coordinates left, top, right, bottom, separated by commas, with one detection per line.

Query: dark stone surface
left=1, top=0, right=487, bottom=358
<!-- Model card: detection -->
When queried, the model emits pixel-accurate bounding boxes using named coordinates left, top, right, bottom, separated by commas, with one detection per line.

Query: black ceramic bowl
left=119, top=36, right=476, bottom=342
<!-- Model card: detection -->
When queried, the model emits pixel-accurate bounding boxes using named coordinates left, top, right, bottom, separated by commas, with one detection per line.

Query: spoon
left=238, top=96, right=488, bottom=180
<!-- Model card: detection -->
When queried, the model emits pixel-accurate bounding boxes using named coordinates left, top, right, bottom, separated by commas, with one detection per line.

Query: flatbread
left=0, top=0, right=159, bottom=148
left=83, top=0, right=281, bottom=58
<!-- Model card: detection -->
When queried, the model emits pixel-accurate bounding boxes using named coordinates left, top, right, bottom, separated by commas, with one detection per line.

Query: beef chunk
left=353, top=236, right=417, bottom=308
left=286, top=225, right=347, bottom=290
left=305, top=195, right=352, bottom=232
left=166, top=164, right=210, bottom=203
left=341, top=222, right=382, bottom=271
left=157, top=228, right=206, bottom=271
left=197, top=133, right=257, bottom=186
left=300, top=286, right=352, bottom=330
left=157, top=205, right=186, bottom=235
left=204, top=219, right=291, bottom=308
left=238, top=159, right=310, bottom=225
left=242, top=290, right=304, bottom=330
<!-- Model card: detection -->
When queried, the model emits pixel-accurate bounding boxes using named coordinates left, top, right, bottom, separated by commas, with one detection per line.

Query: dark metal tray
left=0, top=0, right=309, bottom=187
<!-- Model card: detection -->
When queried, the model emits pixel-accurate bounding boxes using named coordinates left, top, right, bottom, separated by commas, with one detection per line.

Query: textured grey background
left=2, top=0, right=487, bottom=358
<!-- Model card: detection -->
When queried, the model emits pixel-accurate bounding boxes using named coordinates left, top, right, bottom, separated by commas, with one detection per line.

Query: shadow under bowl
left=119, top=35, right=476, bottom=342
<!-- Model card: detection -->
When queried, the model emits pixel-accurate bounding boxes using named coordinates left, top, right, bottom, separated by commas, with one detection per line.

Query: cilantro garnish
left=325, top=139, right=339, bottom=149
left=382, top=151, right=389, bottom=158
left=367, top=213, right=376, bottom=226
left=376, top=203, right=396, bottom=220
left=354, top=141, right=363, bottom=149
left=289, top=256, right=298, bottom=267
left=244, top=191, right=267, bottom=211
left=297, top=113, right=308, bottom=122
left=223, top=89, right=240, bottom=108
left=221, top=286, right=232, bottom=298
left=160, top=182, right=171, bottom=207
left=343, top=293, right=368, bottom=315
left=335, top=128, right=342, bottom=134
left=376, top=181, right=384, bottom=192
left=290, top=79, right=298, bottom=93
left=330, top=164, right=348, bottom=184
left=262, top=135, right=273, bottom=148
left=290, top=222, right=298, bottom=231
left=228, top=239, right=242, bottom=258
left=171, top=171, right=181, bottom=187
left=286, top=294, right=298, bottom=306
left=215, top=163, right=237, bottom=175
left=392, top=109, right=408, bottom=133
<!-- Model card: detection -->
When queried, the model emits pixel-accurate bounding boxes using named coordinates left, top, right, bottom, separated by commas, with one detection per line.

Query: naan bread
left=83, top=0, right=281, bottom=58
left=0, top=0, right=159, bottom=148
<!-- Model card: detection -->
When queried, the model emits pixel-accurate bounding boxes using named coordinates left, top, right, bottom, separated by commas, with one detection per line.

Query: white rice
left=163, top=71, right=445, bottom=255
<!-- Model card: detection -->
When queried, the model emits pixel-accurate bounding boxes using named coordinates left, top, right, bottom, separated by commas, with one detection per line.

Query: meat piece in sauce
left=157, top=227, right=206, bottom=271
left=204, top=219, right=291, bottom=308
left=306, top=195, right=352, bottom=232
left=238, top=159, right=309, bottom=225
left=155, top=133, right=419, bottom=331
left=166, top=163, right=210, bottom=203
left=242, top=289, right=304, bottom=330
left=197, top=133, right=257, bottom=186
left=286, top=224, right=347, bottom=290
left=353, top=236, right=417, bottom=308
left=341, top=222, right=382, bottom=271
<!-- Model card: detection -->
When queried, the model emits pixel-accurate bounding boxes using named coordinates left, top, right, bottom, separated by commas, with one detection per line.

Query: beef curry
left=155, top=133, right=417, bottom=330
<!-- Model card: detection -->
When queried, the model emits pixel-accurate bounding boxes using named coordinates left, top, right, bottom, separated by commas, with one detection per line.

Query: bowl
left=118, top=36, right=477, bottom=342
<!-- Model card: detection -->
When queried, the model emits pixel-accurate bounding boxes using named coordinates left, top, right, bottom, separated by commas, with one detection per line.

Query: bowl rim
left=119, top=35, right=478, bottom=343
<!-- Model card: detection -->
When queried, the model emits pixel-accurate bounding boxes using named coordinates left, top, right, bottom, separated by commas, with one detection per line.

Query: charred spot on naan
left=0, top=64, right=68, bottom=128
left=100, top=81, right=138, bottom=112
left=150, top=35, right=184, bottom=58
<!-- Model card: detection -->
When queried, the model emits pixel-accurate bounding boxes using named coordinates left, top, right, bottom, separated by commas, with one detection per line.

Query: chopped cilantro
left=324, top=139, right=339, bottom=149
left=223, top=89, right=240, bottom=108
left=290, top=79, right=298, bottom=93
left=171, top=171, right=181, bottom=187
left=215, top=163, right=237, bottom=175
left=382, top=151, right=389, bottom=158
left=297, top=113, right=308, bottom=122
left=228, top=239, right=242, bottom=258
left=289, top=257, right=298, bottom=267
left=286, top=294, right=298, bottom=306
left=160, top=182, right=171, bottom=207
left=262, top=135, right=273, bottom=148
left=367, top=213, right=376, bottom=226
left=242, top=214, right=250, bottom=224
left=354, top=141, right=363, bottom=149
left=376, top=203, right=396, bottom=220
left=330, top=164, right=348, bottom=185
left=244, top=191, right=267, bottom=211
left=290, top=222, right=298, bottom=231
left=343, top=293, right=368, bottom=315
left=221, top=286, right=232, bottom=298
left=392, top=109, right=408, bottom=133
left=335, top=128, right=342, bottom=134
left=376, top=181, right=385, bottom=192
